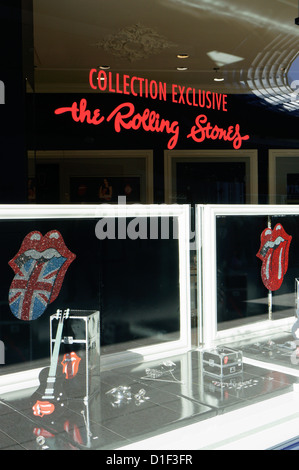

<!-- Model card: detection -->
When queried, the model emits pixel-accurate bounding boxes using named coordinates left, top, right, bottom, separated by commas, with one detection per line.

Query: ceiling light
left=98, top=65, right=110, bottom=70
left=213, top=67, right=224, bottom=81
left=177, top=53, right=189, bottom=59
left=177, top=66, right=188, bottom=71
left=207, top=50, right=243, bottom=67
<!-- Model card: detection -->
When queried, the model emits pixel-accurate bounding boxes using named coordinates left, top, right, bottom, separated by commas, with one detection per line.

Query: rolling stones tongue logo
left=8, top=230, right=76, bottom=321
left=61, top=352, right=81, bottom=379
left=256, top=223, right=292, bottom=291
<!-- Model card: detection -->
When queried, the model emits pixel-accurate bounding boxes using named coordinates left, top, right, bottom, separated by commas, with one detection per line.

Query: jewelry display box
left=202, top=347, right=243, bottom=378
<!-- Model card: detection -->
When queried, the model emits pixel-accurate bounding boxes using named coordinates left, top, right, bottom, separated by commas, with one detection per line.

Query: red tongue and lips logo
left=8, top=230, right=76, bottom=321
left=256, top=223, right=292, bottom=291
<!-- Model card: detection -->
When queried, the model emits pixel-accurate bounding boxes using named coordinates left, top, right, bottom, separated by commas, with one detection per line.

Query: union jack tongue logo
left=8, top=230, right=76, bottom=321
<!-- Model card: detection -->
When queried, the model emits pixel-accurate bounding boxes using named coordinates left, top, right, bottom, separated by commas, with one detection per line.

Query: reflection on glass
left=176, top=162, right=246, bottom=204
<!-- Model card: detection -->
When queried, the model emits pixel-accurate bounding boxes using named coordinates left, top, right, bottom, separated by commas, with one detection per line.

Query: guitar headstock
left=54, top=308, right=70, bottom=321
left=63, top=308, right=70, bottom=320
left=54, top=309, right=63, bottom=320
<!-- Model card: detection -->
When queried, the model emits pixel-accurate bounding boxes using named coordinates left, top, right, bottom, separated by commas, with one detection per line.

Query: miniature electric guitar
left=32, top=309, right=70, bottom=418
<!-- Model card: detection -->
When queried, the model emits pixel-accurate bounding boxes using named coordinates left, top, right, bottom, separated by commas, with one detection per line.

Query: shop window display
left=1, top=204, right=299, bottom=449
left=4, top=0, right=299, bottom=453
left=0, top=204, right=190, bottom=369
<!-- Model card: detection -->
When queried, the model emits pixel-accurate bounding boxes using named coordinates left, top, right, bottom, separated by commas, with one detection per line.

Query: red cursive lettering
left=54, top=99, right=105, bottom=125
left=187, top=114, right=249, bottom=149
left=54, top=98, right=248, bottom=151
left=106, top=102, right=179, bottom=150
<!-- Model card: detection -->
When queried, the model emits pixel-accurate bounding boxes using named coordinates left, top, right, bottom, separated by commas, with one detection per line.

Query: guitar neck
left=43, top=309, right=68, bottom=399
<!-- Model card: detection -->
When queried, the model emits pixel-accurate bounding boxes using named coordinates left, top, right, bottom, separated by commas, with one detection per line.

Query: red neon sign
left=55, top=99, right=179, bottom=149
left=55, top=99, right=105, bottom=125
left=54, top=70, right=250, bottom=150
left=187, top=114, right=249, bottom=149
left=88, top=70, right=229, bottom=112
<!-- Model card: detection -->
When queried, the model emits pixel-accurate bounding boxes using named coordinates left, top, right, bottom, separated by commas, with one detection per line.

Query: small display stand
left=50, top=309, right=100, bottom=400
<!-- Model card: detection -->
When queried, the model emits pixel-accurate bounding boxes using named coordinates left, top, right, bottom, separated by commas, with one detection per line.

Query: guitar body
left=31, top=365, right=67, bottom=423
left=30, top=309, right=70, bottom=424
left=30, top=309, right=86, bottom=429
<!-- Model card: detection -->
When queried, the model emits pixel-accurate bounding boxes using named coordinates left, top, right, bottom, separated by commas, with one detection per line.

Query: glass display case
left=198, top=204, right=299, bottom=346
left=0, top=203, right=191, bottom=377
